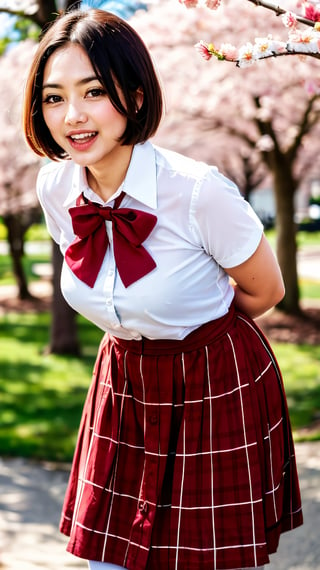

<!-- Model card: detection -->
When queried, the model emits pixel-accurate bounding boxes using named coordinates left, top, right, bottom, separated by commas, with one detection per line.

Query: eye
left=42, top=94, right=63, bottom=104
left=86, top=87, right=106, bottom=98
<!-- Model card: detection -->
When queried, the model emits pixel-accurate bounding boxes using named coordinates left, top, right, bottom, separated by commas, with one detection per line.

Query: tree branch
left=246, top=0, right=316, bottom=27
left=287, top=94, right=320, bottom=162
left=252, top=95, right=281, bottom=165
left=242, top=49, right=320, bottom=63
left=0, top=5, right=53, bottom=28
left=208, top=120, right=257, bottom=149
left=0, top=7, right=34, bottom=17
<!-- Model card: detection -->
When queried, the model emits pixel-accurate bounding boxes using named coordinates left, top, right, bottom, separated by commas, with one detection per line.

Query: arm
left=224, top=234, right=285, bottom=319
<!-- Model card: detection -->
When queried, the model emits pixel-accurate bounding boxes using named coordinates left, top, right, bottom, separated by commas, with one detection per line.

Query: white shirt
left=36, top=141, right=263, bottom=340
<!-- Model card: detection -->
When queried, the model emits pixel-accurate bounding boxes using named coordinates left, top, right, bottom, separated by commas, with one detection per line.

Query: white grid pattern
left=60, top=312, right=302, bottom=569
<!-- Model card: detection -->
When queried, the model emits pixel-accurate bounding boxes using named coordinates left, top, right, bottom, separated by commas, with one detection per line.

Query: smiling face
left=41, top=43, right=131, bottom=173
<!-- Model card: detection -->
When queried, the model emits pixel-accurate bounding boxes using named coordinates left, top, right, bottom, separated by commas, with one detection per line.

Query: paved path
left=0, top=442, right=320, bottom=569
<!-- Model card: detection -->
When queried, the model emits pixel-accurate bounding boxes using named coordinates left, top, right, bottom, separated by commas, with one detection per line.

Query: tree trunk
left=47, top=241, right=81, bottom=355
left=4, top=213, right=32, bottom=299
left=31, top=1, right=82, bottom=355
left=36, top=0, right=82, bottom=28
left=272, top=167, right=301, bottom=314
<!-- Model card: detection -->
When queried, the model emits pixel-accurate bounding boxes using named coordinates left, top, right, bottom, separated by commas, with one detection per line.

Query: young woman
left=23, top=8, right=302, bottom=570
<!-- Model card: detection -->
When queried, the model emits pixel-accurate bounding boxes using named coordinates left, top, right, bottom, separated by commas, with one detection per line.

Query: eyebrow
left=42, top=75, right=100, bottom=90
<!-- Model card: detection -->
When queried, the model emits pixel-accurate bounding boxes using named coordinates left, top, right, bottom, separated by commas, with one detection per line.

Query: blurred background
left=0, top=1, right=319, bottom=568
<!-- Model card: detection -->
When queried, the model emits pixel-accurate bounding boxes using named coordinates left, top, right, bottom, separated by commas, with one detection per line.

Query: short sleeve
left=191, top=168, right=263, bottom=268
left=36, top=160, right=76, bottom=247
left=36, top=166, right=62, bottom=243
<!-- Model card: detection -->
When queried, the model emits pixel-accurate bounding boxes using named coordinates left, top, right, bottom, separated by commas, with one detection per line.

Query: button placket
left=102, top=250, right=120, bottom=325
left=104, top=221, right=115, bottom=311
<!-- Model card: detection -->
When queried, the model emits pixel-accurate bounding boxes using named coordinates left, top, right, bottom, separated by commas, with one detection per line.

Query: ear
left=135, top=88, right=144, bottom=112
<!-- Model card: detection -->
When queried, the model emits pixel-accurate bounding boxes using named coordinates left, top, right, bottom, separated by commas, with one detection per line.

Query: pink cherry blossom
left=302, top=1, right=320, bottom=22
left=219, top=43, right=238, bottom=60
left=287, top=28, right=320, bottom=53
left=237, top=42, right=256, bottom=67
left=288, top=29, right=311, bottom=43
left=282, top=11, right=298, bottom=29
left=178, top=0, right=320, bottom=63
left=194, top=40, right=213, bottom=60
left=178, top=0, right=199, bottom=8
left=304, top=78, right=320, bottom=94
left=256, top=134, right=275, bottom=152
left=205, top=0, right=221, bottom=9
left=254, top=36, right=275, bottom=58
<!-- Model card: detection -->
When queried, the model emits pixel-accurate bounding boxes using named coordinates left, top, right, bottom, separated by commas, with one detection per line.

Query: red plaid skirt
left=60, top=303, right=302, bottom=569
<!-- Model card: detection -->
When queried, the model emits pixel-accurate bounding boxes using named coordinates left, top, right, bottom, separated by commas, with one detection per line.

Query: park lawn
left=0, top=311, right=319, bottom=462
left=299, top=277, right=320, bottom=300
left=264, top=228, right=320, bottom=248
left=0, top=253, right=50, bottom=285
left=0, top=312, right=103, bottom=461
left=274, top=343, right=320, bottom=442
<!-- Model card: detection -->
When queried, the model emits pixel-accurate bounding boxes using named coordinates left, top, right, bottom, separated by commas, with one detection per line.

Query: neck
left=86, top=145, right=133, bottom=202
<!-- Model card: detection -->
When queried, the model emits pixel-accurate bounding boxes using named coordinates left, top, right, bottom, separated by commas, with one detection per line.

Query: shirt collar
left=62, top=141, right=157, bottom=210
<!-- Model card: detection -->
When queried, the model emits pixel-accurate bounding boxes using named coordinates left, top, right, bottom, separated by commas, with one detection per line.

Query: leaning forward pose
left=23, top=8, right=302, bottom=570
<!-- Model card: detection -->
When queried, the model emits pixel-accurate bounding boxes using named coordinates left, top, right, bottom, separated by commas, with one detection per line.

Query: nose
left=65, top=102, right=87, bottom=125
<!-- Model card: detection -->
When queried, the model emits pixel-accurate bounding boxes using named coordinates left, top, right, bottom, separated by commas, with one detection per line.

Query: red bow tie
left=65, top=192, right=157, bottom=288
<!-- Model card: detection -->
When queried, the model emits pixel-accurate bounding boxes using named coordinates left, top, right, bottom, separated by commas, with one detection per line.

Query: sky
left=0, top=1, right=148, bottom=40
left=0, top=13, right=14, bottom=36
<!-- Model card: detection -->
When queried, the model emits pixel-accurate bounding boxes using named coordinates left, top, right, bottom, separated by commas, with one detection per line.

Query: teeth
left=71, top=132, right=96, bottom=140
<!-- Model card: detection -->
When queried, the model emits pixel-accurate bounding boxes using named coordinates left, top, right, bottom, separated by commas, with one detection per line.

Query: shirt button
left=108, top=269, right=114, bottom=277
left=138, top=500, right=148, bottom=513
left=106, top=299, right=112, bottom=306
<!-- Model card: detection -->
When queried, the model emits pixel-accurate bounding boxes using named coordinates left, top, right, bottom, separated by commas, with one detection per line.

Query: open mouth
left=69, top=132, right=98, bottom=143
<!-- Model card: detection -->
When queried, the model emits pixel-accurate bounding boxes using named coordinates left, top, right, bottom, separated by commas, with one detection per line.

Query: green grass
left=0, top=253, right=50, bottom=285
left=0, top=222, right=50, bottom=242
left=25, top=224, right=50, bottom=241
left=264, top=228, right=320, bottom=249
left=0, top=224, right=51, bottom=285
left=296, top=230, right=320, bottom=247
left=0, top=312, right=103, bottom=461
left=300, top=278, right=320, bottom=300
left=273, top=342, right=320, bottom=441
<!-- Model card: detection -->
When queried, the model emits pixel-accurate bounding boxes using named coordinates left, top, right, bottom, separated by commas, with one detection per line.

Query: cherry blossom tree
left=0, top=0, right=147, bottom=354
left=0, top=1, right=82, bottom=354
left=0, top=39, right=42, bottom=299
left=179, top=0, right=320, bottom=64
left=132, top=0, right=320, bottom=314
left=2, top=0, right=318, bottom=319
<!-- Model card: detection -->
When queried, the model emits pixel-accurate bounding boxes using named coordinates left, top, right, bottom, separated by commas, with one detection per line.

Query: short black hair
left=23, top=9, right=164, bottom=159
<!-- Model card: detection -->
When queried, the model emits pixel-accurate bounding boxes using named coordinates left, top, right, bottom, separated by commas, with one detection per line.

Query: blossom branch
left=195, top=30, right=320, bottom=68
left=179, top=0, right=320, bottom=65
left=246, top=0, right=315, bottom=27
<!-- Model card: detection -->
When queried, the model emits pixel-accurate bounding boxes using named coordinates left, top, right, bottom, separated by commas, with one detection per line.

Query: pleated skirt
left=60, top=303, right=303, bottom=570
